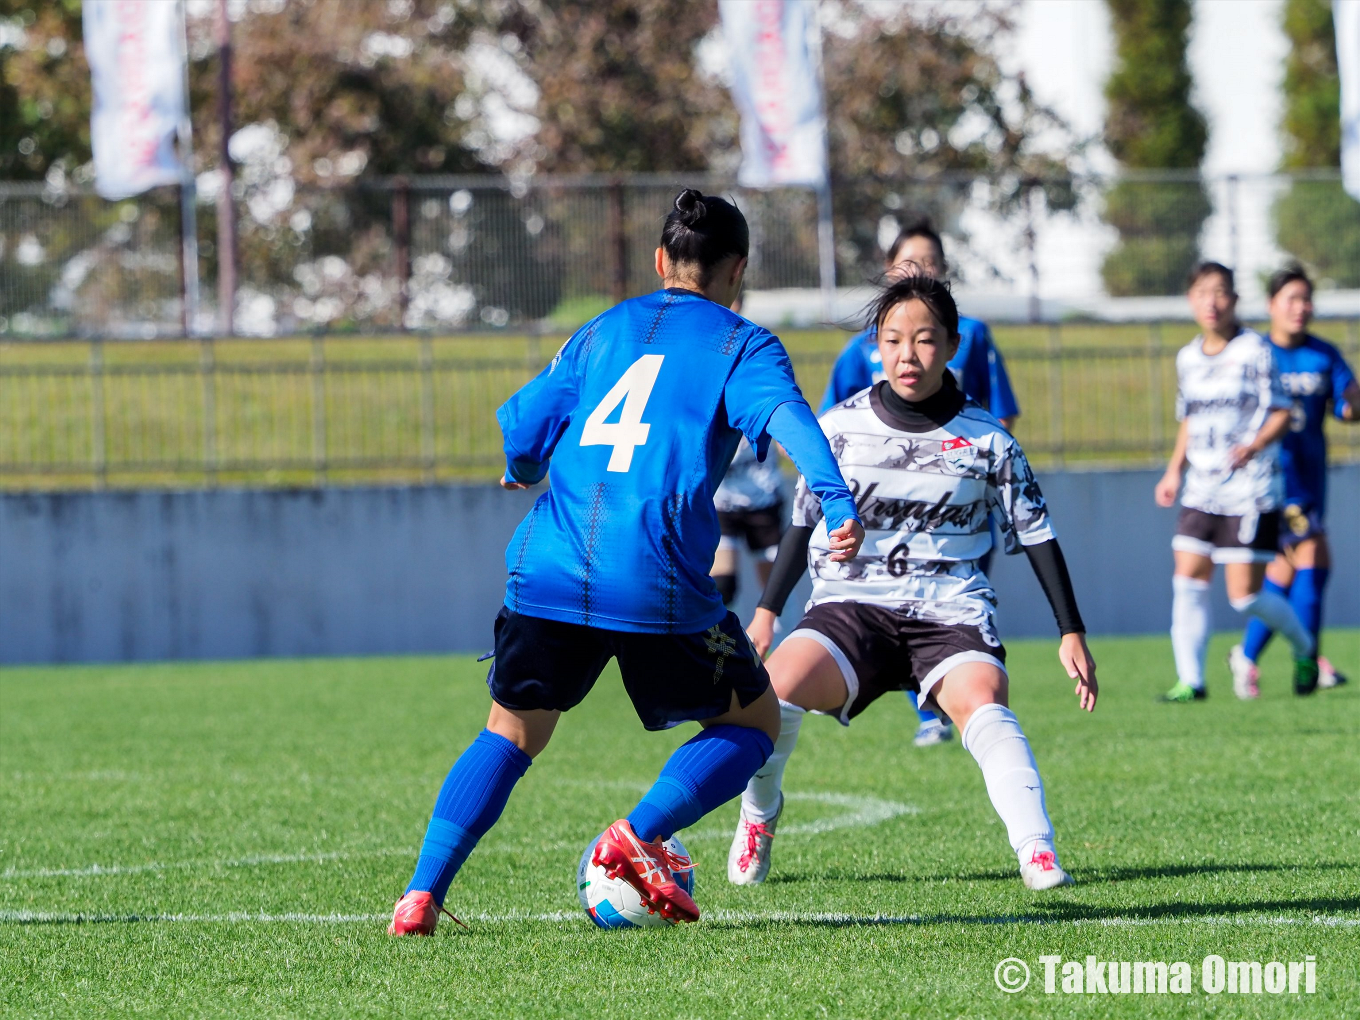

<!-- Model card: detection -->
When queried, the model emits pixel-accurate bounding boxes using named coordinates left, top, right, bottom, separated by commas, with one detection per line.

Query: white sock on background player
left=1230, top=589, right=1315, bottom=658
left=1170, top=575, right=1212, bottom=690
left=740, top=700, right=804, bottom=822
left=961, top=703, right=1056, bottom=865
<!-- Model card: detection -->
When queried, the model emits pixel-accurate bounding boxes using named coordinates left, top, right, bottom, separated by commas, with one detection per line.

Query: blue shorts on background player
left=1233, top=266, right=1359, bottom=696
left=389, top=189, right=864, bottom=936
left=816, top=219, right=1017, bottom=746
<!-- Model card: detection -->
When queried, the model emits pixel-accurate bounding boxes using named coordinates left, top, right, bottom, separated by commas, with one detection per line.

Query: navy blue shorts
left=1280, top=502, right=1326, bottom=548
left=486, top=607, right=770, bottom=731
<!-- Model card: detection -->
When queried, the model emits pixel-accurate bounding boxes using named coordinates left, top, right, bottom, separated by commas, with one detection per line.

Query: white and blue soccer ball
left=576, top=831, right=695, bottom=929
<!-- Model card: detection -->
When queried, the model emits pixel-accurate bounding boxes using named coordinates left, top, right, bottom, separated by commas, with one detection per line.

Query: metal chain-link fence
left=4, top=170, right=1357, bottom=337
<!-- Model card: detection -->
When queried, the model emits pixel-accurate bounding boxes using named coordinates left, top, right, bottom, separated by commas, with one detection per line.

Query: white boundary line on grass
left=0, top=792, right=918, bottom=881
left=0, top=909, right=1355, bottom=928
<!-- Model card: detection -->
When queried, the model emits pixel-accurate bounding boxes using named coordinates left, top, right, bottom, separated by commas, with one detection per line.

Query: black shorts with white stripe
left=1172, top=507, right=1280, bottom=564
left=786, top=601, right=1006, bottom=725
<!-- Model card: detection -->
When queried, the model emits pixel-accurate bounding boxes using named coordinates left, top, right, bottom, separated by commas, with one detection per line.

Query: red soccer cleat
left=592, top=819, right=700, bottom=923
left=387, top=890, right=468, bottom=936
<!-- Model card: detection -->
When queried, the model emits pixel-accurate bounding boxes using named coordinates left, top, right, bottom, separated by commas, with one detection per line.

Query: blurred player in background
left=1155, top=263, right=1317, bottom=703
left=1230, top=266, right=1358, bottom=695
left=389, top=189, right=864, bottom=935
left=730, top=275, right=1097, bottom=891
left=711, top=435, right=785, bottom=607
left=820, top=219, right=1019, bottom=747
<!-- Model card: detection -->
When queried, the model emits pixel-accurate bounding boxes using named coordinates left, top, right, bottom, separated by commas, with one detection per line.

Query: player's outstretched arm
left=1155, top=419, right=1190, bottom=507
left=1022, top=539, right=1098, bottom=713
left=765, top=401, right=863, bottom=561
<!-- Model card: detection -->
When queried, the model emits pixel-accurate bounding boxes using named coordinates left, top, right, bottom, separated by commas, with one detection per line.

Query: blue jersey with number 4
left=1272, top=334, right=1356, bottom=511
left=498, top=288, right=810, bottom=634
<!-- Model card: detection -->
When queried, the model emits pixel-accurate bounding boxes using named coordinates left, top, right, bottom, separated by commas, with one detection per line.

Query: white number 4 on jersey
left=580, top=354, right=665, bottom=472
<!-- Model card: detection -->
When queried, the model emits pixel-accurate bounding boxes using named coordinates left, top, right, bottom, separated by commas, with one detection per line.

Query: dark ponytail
left=660, top=188, right=749, bottom=284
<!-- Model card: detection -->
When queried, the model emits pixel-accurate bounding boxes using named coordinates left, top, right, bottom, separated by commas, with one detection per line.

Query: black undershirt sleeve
left=756, top=525, right=814, bottom=616
left=1023, top=539, right=1086, bottom=635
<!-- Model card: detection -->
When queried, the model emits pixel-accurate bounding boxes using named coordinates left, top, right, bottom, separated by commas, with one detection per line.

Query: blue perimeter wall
left=2, top=465, right=1356, bottom=665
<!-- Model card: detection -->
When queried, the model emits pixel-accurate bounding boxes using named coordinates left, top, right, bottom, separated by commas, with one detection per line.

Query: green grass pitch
left=2, top=631, right=1357, bottom=1018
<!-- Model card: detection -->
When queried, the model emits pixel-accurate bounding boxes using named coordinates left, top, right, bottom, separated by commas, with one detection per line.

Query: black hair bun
left=674, top=188, right=707, bottom=226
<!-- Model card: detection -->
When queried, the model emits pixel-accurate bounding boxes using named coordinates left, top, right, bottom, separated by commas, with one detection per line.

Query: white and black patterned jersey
left=1175, top=328, right=1288, bottom=516
left=792, top=386, right=1056, bottom=628
left=714, top=436, right=783, bottom=512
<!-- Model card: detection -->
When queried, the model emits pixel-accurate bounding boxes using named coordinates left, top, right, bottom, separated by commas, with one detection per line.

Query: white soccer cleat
left=1020, top=847, right=1073, bottom=890
left=913, top=719, right=954, bottom=747
left=727, top=794, right=782, bottom=886
left=1318, top=657, right=1348, bottom=689
left=1228, top=644, right=1260, bottom=700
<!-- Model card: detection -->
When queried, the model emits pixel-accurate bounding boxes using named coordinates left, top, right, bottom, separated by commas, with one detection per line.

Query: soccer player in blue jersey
left=820, top=220, right=1020, bottom=429
left=820, top=219, right=1019, bottom=746
left=1229, top=266, right=1358, bottom=696
left=389, top=190, right=864, bottom=935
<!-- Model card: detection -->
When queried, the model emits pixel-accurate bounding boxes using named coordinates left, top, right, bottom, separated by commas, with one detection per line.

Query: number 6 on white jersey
left=580, top=354, right=665, bottom=472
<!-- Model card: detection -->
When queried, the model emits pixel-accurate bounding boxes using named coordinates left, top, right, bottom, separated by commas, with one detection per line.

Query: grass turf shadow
left=764, top=860, right=1355, bottom=886
left=703, top=895, right=1360, bottom=931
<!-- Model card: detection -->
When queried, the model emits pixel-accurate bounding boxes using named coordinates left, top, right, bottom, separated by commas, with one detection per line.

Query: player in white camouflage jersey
left=711, top=436, right=785, bottom=607
left=1154, top=263, right=1318, bottom=702
left=727, top=275, right=1099, bottom=892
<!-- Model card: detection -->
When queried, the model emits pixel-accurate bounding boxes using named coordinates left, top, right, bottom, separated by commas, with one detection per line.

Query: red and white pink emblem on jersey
left=940, top=436, right=973, bottom=451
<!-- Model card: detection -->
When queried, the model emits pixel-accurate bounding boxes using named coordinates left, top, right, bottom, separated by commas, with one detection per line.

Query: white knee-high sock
left=961, top=703, right=1055, bottom=866
left=1171, top=575, right=1212, bottom=690
left=741, top=700, right=804, bottom=823
left=1230, top=589, right=1315, bottom=657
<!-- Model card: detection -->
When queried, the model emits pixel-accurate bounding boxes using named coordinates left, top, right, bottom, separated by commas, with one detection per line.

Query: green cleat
left=1161, top=682, right=1207, bottom=703
left=1293, top=657, right=1319, bottom=696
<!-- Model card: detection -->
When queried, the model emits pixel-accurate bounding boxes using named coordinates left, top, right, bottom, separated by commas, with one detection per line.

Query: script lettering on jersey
left=1183, top=395, right=1257, bottom=415
left=850, top=480, right=981, bottom=533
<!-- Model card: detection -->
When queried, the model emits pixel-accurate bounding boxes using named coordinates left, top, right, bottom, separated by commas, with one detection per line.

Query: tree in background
left=1100, top=0, right=1209, bottom=296
left=2, top=0, right=1073, bottom=327
left=820, top=2, right=1074, bottom=287
left=1274, top=0, right=1359, bottom=287
left=0, top=0, right=89, bottom=183
left=520, top=0, right=733, bottom=174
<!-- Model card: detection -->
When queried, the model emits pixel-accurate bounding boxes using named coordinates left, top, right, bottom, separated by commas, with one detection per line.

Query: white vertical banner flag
left=84, top=0, right=187, bottom=201
left=1338, top=0, right=1360, bottom=199
left=720, top=0, right=828, bottom=189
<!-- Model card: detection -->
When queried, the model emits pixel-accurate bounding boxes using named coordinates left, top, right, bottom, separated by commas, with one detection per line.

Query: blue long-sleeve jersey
left=499, top=288, right=859, bottom=634
left=820, top=316, right=1020, bottom=419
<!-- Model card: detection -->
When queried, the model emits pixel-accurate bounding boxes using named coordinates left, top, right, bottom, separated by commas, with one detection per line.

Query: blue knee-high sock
left=1290, top=568, right=1327, bottom=644
left=406, top=729, right=532, bottom=904
left=627, top=725, right=774, bottom=843
left=913, top=700, right=943, bottom=726
left=1242, top=578, right=1288, bottom=662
